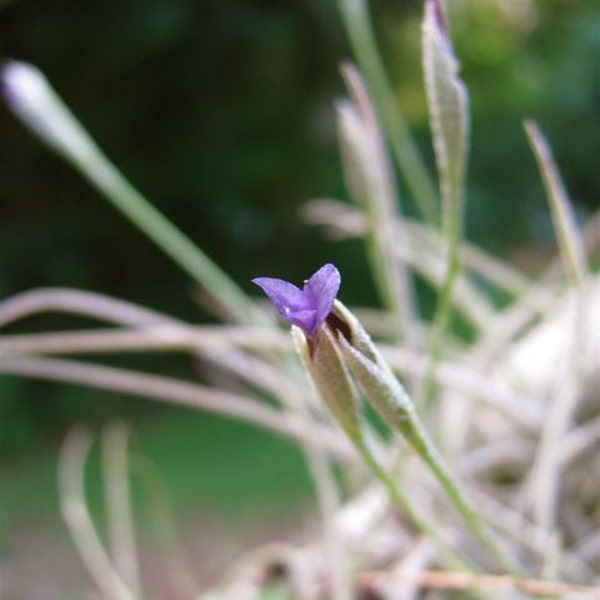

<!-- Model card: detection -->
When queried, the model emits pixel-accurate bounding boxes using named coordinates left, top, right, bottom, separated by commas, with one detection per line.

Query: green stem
left=7, top=64, right=261, bottom=325
left=353, top=437, right=472, bottom=572
left=404, top=416, right=523, bottom=576
left=72, top=149, right=264, bottom=325
left=418, top=207, right=462, bottom=412
left=339, top=0, right=439, bottom=224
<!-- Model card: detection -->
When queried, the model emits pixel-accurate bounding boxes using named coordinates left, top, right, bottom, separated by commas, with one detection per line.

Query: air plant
left=1, top=0, right=600, bottom=598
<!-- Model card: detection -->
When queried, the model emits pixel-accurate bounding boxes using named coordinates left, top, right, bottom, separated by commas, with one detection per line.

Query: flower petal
left=251, top=277, right=310, bottom=320
left=303, top=263, right=341, bottom=328
left=253, top=264, right=341, bottom=338
left=287, top=309, right=319, bottom=336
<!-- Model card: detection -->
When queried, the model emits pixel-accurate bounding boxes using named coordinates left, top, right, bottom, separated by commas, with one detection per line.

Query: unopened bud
left=329, top=302, right=416, bottom=437
left=293, top=321, right=364, bottom=444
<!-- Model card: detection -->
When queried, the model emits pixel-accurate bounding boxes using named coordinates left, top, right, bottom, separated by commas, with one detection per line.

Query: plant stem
left=403, top=416, right=523, bottom=576
left=72, top=148, right=264, bottom=324
left=352, top=437, right=471, bottom=572
left=3, top=63, right=262, bottom=325
left=419, top=0, right=470, bottom=414
left=418, top=213, right=462, bottom=413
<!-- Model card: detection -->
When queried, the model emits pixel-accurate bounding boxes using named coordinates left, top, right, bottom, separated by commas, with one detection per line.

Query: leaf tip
left=426, top=0, right=449, bottom=37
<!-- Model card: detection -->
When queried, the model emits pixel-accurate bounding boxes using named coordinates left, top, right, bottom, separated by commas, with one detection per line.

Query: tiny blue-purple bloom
left=252, top=264, right=341, bottom=338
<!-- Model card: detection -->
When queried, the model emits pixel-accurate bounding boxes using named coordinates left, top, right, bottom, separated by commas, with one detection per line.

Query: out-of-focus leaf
left=524, top=120, right=588, bottom=285
left=422, top=0, right=469, bottom=220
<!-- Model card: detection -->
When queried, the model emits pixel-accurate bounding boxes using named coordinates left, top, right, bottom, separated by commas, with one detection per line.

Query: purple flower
left=252, top=264, right=341, bottom=338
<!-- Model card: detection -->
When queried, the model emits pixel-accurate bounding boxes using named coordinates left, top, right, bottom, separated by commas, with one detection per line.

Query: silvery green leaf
left=1, top=61, right=260, bottom=324
left=337, top=65, right=417, bottom=340
left=422, top=0, right=469, bottom=217
left=524, top=120, right=588, bottom=285
left=337, top=333, right=415, bottom=437
left=336, top=98, right=372, bottom=212
left=338, top=0, right=440, bottom=223
left=331, top=301, right=380, bottom=364
left=330, top=302, right=416, bottom=435
left=292, top=326, right=364, bottom=444
left=1, top=61, right=98, bottom=166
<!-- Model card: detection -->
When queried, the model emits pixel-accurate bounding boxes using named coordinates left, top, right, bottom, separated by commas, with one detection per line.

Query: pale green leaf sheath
left=420, top=0, right=470, bottom=410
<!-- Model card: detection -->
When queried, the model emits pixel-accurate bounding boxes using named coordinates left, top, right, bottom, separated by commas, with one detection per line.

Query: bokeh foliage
left=1, top=0, right=599, bottom=455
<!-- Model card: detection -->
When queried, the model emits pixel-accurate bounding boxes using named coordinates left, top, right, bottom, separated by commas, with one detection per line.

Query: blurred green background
left=0, top=0, right=599, bottom=589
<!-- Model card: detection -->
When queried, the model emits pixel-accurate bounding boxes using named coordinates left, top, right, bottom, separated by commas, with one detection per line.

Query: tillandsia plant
left=254, top=264, right=519, bottom=574
left=2, top=0, right=600, bottom=598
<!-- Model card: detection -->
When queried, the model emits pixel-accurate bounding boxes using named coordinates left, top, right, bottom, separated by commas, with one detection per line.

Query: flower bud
left=292, top=322, right=364, bottom=445
left=293, top=299, right=419, bottom=447
left=329, top=302, right=417, bottom=439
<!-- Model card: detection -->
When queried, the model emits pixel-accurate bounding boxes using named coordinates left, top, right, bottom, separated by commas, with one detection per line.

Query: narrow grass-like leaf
left=102, top=423, right=141, bottom=597
left=59, top=428, right=136, bottom=600
left=302, top=199, right=542, bottom=304
left=420, top=0, right=470, bottom=411
left=330, top=301, right=521, bottom=574
left=524, top=120, right=588, bottom=286
left=0, top=355, right=352, bottom=460
left=338, top=64, right=416, bottom=340
left=524, top=123, right=590, bottom=556
left=338, top=0, right=439, bottom=223
left=292, top=308, right=471, bottom=570
left=0, top=61, right=263, bottom=324
left=423, top=0, right=469, bottom=211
